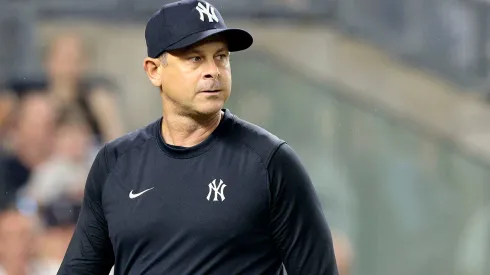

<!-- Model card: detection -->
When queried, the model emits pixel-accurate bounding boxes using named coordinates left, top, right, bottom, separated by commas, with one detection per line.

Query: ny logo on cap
left=196, top=1, right=219, bottom=23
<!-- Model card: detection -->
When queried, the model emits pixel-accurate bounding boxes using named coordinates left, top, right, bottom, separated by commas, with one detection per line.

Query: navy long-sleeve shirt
left=58, top=109, right=338, bottom=275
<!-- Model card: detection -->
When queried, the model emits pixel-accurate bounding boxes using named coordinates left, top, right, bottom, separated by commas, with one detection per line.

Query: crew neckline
left=155, top=109, right=233, bottom=159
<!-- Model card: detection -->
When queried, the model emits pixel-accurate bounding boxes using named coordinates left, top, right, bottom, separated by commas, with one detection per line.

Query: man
left=0, top=94, right=57, bottom=211
left=58, top=0, right=338, bottom=274
left=0, top=209, right=37, bottom=275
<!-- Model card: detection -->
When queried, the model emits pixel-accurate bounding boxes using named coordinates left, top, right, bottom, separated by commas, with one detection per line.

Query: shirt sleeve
left=267, top=143, right=339, bottom=275
left=58, top=145, right=115, bottom=275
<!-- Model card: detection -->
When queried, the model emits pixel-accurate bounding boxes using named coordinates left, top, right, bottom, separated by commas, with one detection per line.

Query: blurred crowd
left=0, top=33, right=124, bottom=274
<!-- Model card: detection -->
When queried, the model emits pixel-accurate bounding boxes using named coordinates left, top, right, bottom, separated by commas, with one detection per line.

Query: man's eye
left=189, top=56, right=202, bottom=62
left=216, top=54, right=227, bottom=60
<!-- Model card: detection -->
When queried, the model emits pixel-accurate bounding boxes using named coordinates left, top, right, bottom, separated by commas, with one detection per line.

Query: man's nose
left=203, top=60, right=220, bottom=79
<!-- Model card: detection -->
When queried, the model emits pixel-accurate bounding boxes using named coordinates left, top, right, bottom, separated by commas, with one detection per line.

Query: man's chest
left=101, top=153, right=271, bottom=249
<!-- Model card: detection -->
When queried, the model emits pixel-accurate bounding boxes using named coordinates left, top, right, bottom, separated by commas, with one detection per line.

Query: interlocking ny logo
left=196, top=1, right=219, bottom=23
left=207, top=179, right=226, bottom=201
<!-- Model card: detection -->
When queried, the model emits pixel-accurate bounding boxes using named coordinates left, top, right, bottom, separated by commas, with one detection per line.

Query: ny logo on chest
left=206, top=179, right=226, bottom=202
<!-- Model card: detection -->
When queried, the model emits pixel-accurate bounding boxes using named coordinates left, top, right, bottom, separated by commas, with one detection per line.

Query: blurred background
left=0, top=0, right=490, bottom=274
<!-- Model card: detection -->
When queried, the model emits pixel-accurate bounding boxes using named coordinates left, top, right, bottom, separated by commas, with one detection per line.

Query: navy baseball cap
left=145, top=0, right=254, bottom=58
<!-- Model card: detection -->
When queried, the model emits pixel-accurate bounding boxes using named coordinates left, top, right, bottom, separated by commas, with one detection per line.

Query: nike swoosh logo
left=129, top=187, right=154, bottom=199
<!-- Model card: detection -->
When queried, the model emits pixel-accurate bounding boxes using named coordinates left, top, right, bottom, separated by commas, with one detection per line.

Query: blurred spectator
left=42, top=33, right=124, bottom=143
left=31, top=196, right=81, bottom=274
left=332, top=230, right=354, bottom=275
left=0, top=89, right=16, bottom=146
left=0, top=209, right=38, bottom=275
left=0, top=76, right=51, bottom=150
left=0, top=94, right=57, bottom=211
left=30, top=196, right=115, bottom=274
left=3, top=33, right=125, bottom=145
left=21, top=109, right=95, bottom=206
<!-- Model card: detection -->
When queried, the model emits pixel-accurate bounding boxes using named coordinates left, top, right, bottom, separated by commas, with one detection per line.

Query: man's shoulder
left=228, top=113, right=285, bottom=165
left=102, top=119, right=158, bottom=166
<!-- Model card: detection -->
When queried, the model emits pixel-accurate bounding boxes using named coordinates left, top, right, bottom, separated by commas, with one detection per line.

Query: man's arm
left=57, top=145, right=115, bottom=275
left=88, top=83, right=125, bottom=142
left=268, top=143, right=338, bottom=275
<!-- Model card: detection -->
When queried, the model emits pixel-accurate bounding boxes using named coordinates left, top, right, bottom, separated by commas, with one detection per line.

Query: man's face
left=0, top=211, right=35, bottom=270
left=46, top=35, right=86, bottom=81
left=12, top=94, right=56, bottom=166
left=146, top=38, right=232, bottom=116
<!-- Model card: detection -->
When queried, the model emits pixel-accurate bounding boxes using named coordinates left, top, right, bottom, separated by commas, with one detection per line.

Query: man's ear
left=143, top=57, right=162, bottom=87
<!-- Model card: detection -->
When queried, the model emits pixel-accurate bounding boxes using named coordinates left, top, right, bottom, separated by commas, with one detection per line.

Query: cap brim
left=165, top=28, right=253, bottom=52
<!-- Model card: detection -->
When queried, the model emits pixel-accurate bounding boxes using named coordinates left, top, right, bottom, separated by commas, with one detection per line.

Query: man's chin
left=193, top=102, right=225, bottom=117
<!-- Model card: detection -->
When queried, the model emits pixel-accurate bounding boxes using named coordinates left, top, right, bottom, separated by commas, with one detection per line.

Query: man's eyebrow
left=185, top=49, right=203, bottom=55
left=184, top=47, right=228, bottom=55
left=214, top=47, right=228, bottom=54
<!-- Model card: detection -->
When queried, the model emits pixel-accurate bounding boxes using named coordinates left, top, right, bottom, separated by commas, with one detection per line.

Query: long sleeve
left=267, top=143, right=338, bottom=275
left=57, top=145, right=115, bottom=275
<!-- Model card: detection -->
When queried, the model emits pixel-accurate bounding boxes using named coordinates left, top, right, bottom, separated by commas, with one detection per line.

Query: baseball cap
left=39, top=196, right=82, bottom=228
left=145, top=0, right=253, bottom=58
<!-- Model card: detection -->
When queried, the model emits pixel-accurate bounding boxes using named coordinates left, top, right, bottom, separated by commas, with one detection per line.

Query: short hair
left=159, top=52, right=168, bottom=67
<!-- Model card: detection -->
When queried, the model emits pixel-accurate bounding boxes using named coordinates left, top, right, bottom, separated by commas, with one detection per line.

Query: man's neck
left=161, top=109, right=223, bottom=148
